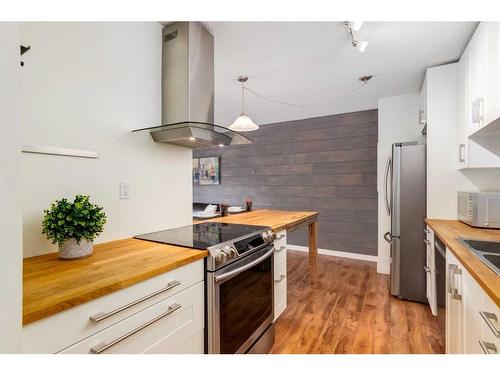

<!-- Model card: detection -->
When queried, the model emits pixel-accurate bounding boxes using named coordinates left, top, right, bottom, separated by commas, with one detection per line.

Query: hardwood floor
left=270, top=250, right=444, bottom=354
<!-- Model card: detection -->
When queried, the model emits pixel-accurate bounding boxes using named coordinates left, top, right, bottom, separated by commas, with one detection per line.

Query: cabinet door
left=463, top=270, right=484, bottom=353
left=484, top=22, right=500, bottom=126
left=470, top=22, right=486, bottom=130
left=425, top=226, right=437, bottom=315
left=457, top=46, right=470, bottom=168
left=419, top=75, right=427, bottom=127
left=446, top=250, right=464, bottom=354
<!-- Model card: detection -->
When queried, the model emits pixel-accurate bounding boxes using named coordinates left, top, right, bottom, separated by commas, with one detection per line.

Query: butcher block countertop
left=23, top=238, right=208, bottom=325
left=198, top=209, right=318, bottom=231
left=425, top=219, right=500, bottom=307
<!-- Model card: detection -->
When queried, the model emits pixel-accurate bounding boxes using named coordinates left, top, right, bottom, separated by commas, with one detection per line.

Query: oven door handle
left=214, top=246, right=275, bottom=284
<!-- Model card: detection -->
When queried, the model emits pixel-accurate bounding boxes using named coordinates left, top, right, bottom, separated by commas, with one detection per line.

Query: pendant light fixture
left=229, top=76, right=259, bottom=132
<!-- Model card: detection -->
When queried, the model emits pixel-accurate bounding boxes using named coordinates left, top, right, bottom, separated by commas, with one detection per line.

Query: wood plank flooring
left=270, top=250, right=444, bottom=354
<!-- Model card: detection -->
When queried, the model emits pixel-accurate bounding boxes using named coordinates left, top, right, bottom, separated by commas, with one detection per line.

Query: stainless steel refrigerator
left=383, top=142, right=427, bottom=303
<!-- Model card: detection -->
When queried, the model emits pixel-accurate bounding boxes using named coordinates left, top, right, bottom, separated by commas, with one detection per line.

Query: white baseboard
left=286, top=244, right=378, bottom=263
left=377, top=262, right=390, bottom=275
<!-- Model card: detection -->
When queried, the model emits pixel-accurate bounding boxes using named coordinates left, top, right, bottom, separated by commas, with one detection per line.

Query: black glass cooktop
left=134, top=222, right=268, bottom=250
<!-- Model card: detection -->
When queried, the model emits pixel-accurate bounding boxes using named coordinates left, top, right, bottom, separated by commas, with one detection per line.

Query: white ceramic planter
left=59, top=238, right=93, bottom=260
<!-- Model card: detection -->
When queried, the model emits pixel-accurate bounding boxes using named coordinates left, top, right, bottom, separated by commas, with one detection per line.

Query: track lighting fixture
left=345, top=21, right=368, bottom=53
left=351, top=21, right=363, bottom=31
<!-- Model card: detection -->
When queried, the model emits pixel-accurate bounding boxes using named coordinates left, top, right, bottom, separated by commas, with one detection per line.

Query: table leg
left=308, top=220, right=318, bottom=277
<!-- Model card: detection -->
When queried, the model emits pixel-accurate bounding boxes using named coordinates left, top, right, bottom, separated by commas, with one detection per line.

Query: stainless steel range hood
left=133, top=22, right=252, bottom=148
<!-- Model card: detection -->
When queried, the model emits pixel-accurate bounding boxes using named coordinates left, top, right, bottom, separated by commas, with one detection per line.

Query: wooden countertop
left=23, top=238, right=208, bottom=325
left=197, top=209, right=318, bottom=232
left=425, top=219, right=500, bottom=307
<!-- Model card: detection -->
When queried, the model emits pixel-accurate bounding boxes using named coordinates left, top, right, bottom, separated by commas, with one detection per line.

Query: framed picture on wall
left=192, top=158, right=200, bottom=183
left=193, top=157, right=220, bottom=185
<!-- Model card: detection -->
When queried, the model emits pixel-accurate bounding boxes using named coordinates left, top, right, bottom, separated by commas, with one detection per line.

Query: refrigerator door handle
left=384, top=156, right=392, bottom=216
left=383, top=231, right=393, bottom=244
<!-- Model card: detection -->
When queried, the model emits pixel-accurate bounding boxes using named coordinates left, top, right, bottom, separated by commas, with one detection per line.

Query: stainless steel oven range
left=134, top=222, right=276, bottom=354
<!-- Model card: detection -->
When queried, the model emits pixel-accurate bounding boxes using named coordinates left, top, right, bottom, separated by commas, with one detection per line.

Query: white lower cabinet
left=59, top=282, right=204, bottom=354
left=446, top=249, right=500, bottom=354
left=446, top=250, right=464, bottom=354
left=23, top=260, right=205, bottom=354
left=273, top=230, right=287, bottom=321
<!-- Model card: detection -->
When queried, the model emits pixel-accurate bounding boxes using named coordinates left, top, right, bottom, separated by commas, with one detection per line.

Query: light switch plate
left=120, top=181, right=131, bottom=200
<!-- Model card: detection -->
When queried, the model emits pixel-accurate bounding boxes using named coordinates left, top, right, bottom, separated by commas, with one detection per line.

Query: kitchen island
left=197, top=209, right=319, bottom=269
left=23, top=239, right=208, bottom=326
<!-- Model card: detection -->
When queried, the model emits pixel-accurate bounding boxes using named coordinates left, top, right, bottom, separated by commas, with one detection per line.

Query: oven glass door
left=215, top=247, right=273, bottom=353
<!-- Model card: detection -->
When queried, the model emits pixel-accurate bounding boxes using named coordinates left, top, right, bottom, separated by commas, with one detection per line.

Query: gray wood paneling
left=194, top=109, right=378, bottom=256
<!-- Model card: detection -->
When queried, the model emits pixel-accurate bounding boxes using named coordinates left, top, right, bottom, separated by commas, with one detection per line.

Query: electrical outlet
left=120, top=181, right=131, bottom=200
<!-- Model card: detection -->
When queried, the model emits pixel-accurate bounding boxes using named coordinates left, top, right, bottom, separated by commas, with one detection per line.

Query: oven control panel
left=207, top=228, right=274, bottom=271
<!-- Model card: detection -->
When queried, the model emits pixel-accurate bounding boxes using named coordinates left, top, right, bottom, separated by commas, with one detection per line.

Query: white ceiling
left=203, top=22, right=477, bottom=126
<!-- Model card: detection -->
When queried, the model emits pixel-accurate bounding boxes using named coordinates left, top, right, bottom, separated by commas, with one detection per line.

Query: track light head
left=351, top=21, right=364, bottom=31
left=353, top=40, right=368, bottom=52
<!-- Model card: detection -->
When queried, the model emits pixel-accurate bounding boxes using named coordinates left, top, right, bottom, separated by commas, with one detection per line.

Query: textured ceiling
left=203, top=21, right=477, bottom=126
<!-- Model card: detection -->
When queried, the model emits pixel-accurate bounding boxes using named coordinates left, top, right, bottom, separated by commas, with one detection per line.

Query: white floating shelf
left=21, top=145, right=99, bottom=159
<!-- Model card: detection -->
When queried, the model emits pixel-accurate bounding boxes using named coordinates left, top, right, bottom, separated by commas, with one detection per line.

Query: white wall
left=426, top=64, right=477, bottom=218
left=19, top=23, right=193, bottom=257
left=377, top=93, right=422, bottom=274
left=0, top=22, right=22, bottom=352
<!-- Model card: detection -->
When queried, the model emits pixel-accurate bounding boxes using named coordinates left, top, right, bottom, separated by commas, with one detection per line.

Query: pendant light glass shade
left=229, top=76, right=259, bottom=132
left=229, top=114, right=259, bottom=132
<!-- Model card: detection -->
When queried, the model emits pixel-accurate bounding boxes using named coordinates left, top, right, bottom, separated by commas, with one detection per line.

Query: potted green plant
left=42, top=195, right=107, bottom=260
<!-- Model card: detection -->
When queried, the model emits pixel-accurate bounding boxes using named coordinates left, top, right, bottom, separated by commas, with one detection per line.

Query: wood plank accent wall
left=193, top=109, right=378, bottom=256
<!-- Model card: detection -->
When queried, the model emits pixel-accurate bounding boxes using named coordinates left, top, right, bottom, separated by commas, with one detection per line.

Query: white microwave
left=458, top=192, right=500, bottom=229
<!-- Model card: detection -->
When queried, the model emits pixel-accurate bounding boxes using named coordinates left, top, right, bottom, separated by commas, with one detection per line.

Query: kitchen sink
left=457, top=238, right=500, bottom=275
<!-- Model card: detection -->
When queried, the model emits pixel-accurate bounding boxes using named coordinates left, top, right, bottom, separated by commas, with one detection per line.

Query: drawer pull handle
left=274, top=246, right=286, bottom=253
left=424, top=266, right=431, bottom=273
left=448, top=264, right=462, bottom=301
left=424, top=239, right=431, bottom=245
left=274, top=274, right=286, bottom=283
left=479, top=311, right=500, bottom=338
left=479, top=340, right=497, bottom=354
left=275, top=235, right=286, bottom=241
left=90, top=303, right=181, bottom=354
left=90, top=280, right=181, bottom=322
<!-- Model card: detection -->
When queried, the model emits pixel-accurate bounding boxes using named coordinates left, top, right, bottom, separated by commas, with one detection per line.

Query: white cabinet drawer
left=479, top=293, right=500, bottom=354
left=59, top=281, right=204, bottom=354
left=273, top=229, right=287, bottom=267
left=274, top=274, right=287, bottom=321
left=274, top=229, right=287, bottom=248
left=274, top=244, right=287, bottom=267
left=274, top=255, right=287, bottom=283
left=22, top=260, right=204, bottom=353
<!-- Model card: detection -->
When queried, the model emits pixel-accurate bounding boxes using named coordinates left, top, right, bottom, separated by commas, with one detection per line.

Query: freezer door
left=398, top=143, right=427, bottom=303
left=390, top=237, right=400, bottom=296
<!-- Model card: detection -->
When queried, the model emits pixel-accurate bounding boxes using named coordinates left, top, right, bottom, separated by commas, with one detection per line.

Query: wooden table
left=198, top=209, right=319, bottom=271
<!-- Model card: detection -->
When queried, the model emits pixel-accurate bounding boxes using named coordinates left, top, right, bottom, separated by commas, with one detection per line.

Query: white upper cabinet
left=484, top=22, right=500, bottom=127
left=469, top=23, right=486, bottom=130
left=457, top=22, right=500, bottom=168
left=419, top=75, right=427, bottom=130
left=457, top=44, right=470, bottom=169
